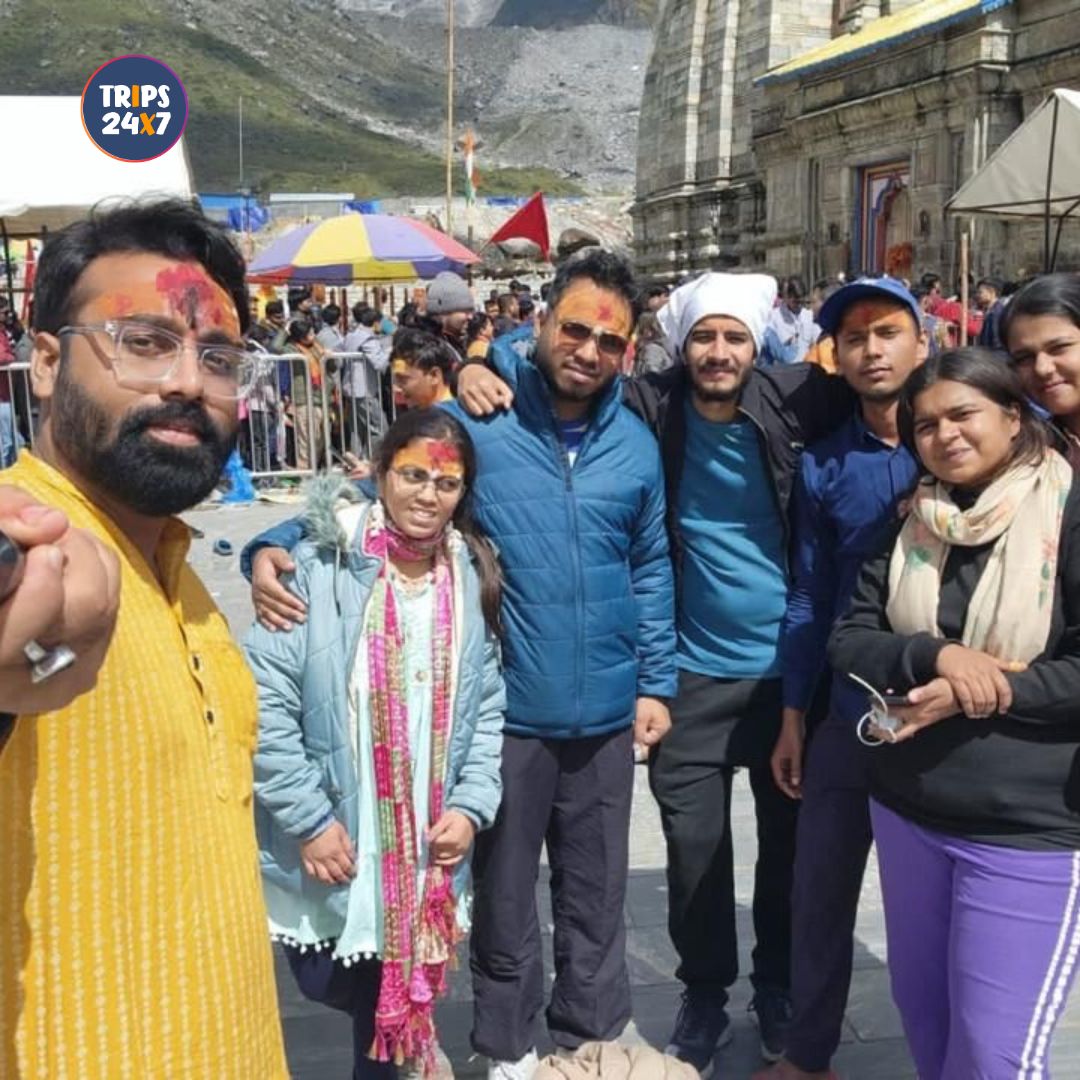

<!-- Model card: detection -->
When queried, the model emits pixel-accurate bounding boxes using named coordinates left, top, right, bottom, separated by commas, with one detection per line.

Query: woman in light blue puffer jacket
left=244, top=408, right=505, bottom=1080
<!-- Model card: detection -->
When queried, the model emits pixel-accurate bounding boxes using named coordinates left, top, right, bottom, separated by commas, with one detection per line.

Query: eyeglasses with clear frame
left=57, top=321, right=259, bottom=400
left=391, top=465, right=464, bottom=496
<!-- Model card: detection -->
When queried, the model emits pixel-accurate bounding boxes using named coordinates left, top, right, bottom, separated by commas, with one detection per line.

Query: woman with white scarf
left=828, top=348, right=1080, bottom=1079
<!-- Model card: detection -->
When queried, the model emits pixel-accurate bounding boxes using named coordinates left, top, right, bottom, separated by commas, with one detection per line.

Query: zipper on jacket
left=549, top=416, right=585, bottom=737
left=736, top=405, right=791, bottom=580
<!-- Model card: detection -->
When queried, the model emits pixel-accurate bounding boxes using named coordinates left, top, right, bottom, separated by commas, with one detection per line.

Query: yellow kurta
left=0, top=453, right=287, bottom=1079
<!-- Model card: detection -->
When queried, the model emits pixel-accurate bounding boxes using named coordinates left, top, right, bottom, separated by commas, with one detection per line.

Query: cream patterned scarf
left=886, top=450, right=1072, bottom=665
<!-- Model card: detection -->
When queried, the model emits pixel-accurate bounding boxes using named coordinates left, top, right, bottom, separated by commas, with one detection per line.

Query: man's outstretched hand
left=0, top=486, right=120, bottom=717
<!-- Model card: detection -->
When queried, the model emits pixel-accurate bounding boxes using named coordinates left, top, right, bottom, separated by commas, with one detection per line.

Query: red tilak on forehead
left=596, top=301, right=614, bottom=323
left=427, top=439, right=462, bottom=469
left=155, top=265, right=228, bottom=329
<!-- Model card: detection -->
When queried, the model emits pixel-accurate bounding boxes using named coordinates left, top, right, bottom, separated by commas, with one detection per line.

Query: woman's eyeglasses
left=392, top=465, right=464, bottom=495
left=557, top=320, right=629, bottom=359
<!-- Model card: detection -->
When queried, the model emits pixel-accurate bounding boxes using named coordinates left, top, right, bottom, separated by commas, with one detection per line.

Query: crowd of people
left=2, top=195, right=1080, bottom=1080
left=221, top=263, right=1020, bottom=489
left=232, top=275, right=552, bottom=477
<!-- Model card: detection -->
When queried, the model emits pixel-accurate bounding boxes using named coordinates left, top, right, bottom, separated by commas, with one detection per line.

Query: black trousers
left=469, top=728, right=634, bottom=1060
left=785, top=716, right=873, bottom=1072
left=648, top=671, right=797, bottom=1000
left=285, top=946, right=397, bottom=1080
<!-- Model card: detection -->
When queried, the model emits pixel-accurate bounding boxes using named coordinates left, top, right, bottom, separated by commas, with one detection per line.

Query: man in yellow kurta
left=0, top=200, right=287, bottom=1078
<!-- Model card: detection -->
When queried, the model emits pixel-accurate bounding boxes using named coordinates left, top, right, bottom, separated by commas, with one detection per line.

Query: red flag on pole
left=488, top=192, right=550, bottom=261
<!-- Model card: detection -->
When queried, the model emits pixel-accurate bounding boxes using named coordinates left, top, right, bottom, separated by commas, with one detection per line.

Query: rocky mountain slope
left=345, top=0, right=655, bottom=28
left=0, top=0, right=654, bottom=195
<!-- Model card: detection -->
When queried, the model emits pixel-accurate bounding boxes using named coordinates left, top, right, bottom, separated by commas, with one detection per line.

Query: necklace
left=388, top=563, right=435, bottom=596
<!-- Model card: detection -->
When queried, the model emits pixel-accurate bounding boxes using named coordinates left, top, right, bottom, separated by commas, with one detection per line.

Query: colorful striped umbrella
left=246, top=212, right=479, bottom=284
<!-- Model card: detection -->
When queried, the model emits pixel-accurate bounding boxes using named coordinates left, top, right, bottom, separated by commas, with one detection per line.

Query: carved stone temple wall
left=633, top=0, right=1080, bottom=283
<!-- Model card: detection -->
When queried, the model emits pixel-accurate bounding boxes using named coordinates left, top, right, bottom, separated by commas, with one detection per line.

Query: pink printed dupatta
left=362, top=502, right=462, bottom=1073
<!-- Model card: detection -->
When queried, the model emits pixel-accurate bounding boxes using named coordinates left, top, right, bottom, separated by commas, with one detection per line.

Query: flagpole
left=238, top=95, right=244, bottom=189
left=445, top=0, right=455, bottom=238
left=463, top=127, right=477, bottom=280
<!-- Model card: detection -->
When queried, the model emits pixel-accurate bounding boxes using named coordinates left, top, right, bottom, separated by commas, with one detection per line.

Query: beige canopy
left=946, top=88, right=1080, bottom=269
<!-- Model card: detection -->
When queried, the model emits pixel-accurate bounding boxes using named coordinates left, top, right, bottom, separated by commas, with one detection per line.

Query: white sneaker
left=487, top=1048, right=539, bottom=1080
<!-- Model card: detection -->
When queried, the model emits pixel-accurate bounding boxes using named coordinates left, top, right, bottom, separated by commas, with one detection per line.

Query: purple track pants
left=871, top=800, right=1080, bottom=1079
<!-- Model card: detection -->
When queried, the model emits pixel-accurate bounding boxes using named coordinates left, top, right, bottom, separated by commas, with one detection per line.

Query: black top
left=828, top=471, right=1080, bottom=850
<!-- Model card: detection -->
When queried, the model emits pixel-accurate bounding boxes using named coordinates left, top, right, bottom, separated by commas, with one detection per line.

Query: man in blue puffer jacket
left=242, top=250, right=677, bottom=1079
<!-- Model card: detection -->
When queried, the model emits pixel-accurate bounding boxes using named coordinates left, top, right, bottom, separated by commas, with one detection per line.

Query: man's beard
left=51, top=368, right=236, bottom=516
left=689, top=362, right=752, bottom=403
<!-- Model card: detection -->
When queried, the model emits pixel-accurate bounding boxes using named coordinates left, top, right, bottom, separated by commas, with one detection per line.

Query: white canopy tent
left=946, top=88, right=1080, bottom=270
left=0, top=95, right=193, bottom=238
left=0, top=95, right=193, bottom=307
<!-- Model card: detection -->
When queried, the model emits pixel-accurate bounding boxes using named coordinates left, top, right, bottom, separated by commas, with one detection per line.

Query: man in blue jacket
left=242, top=250, right=677, bottom=1080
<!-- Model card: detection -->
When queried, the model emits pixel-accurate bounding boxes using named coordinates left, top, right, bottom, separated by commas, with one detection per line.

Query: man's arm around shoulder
left=759, top=362, right=855, bottom=443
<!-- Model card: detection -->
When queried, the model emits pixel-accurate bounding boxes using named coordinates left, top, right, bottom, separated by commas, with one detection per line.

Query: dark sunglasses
left=557, top=320, right=629, bottom=359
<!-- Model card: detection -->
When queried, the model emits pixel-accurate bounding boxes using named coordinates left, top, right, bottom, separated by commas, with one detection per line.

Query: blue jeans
left=0, top=402, right=20, bottom=467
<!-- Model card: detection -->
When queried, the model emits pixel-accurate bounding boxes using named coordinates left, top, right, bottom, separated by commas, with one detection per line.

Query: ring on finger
left=24, top=639, right=77, bottom=683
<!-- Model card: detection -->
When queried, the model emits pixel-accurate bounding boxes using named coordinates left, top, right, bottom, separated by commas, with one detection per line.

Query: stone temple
left=633, top=0, right=1080, bottom=284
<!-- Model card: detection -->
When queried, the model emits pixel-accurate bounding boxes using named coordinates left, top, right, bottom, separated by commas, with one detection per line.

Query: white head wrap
left=657, top=272, right=778, bottom=360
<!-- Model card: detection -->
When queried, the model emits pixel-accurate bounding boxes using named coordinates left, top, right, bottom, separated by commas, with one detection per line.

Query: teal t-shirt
left=676, top=403, right=788, bottom=679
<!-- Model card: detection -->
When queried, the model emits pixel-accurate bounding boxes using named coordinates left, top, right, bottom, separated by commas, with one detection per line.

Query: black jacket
left=622, top=363, right=855, bottom=575
left=828, top=470, right=1080, bottom=850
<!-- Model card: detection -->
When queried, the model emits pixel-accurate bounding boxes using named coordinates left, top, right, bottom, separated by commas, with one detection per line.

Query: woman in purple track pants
left=829, top=347, right=1080, bottom=1080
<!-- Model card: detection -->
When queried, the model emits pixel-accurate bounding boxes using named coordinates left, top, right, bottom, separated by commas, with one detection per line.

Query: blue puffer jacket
left=243, top=331, right=676, bottom=739
left=243, top=483, right=505, bottom=934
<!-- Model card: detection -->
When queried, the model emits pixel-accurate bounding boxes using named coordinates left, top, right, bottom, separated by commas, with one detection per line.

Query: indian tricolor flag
left=463, top=128, right=479, bottom=206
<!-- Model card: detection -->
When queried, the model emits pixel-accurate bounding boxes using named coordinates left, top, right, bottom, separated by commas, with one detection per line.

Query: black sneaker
left=749, top=987, right=792, bottom=1063
left=663, top=989, right=734, bottom=1078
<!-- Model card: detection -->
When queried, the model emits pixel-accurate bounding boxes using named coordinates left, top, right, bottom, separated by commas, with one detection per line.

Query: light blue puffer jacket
left=243, top=480, right=505, bottom=930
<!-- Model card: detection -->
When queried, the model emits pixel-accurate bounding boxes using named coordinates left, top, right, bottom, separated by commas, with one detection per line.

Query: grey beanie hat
left=426, top=271, right=474, bottom=314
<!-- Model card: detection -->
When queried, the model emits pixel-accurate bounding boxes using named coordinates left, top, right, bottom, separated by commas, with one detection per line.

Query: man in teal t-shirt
left=646, top=273, right=822, bottom=1075
left=677, top=405, right=788, bottom=679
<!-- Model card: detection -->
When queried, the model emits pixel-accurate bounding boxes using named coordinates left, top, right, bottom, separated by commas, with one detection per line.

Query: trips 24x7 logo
left=81, top=55, right=188, bottom=162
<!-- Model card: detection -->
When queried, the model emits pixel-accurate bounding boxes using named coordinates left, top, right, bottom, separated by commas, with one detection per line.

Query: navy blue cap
left=817, top=277, right=922, bottom=336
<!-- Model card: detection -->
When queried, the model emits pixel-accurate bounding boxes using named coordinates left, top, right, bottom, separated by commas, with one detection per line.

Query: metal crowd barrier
left=238, top=350, right=396, bottom=483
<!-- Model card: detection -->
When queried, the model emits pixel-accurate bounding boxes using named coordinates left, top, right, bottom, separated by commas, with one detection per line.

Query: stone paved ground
left=188, top=497, right=1080, bottom=1080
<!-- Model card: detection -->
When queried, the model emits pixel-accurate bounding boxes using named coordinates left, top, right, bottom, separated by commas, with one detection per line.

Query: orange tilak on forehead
left=392, top=439, right=465, bottom=478
left=555, top=282, right=632, bottom=337
left=839, top=300, right=913, bottom=334
left=98, top=292, right=137, bottom=319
